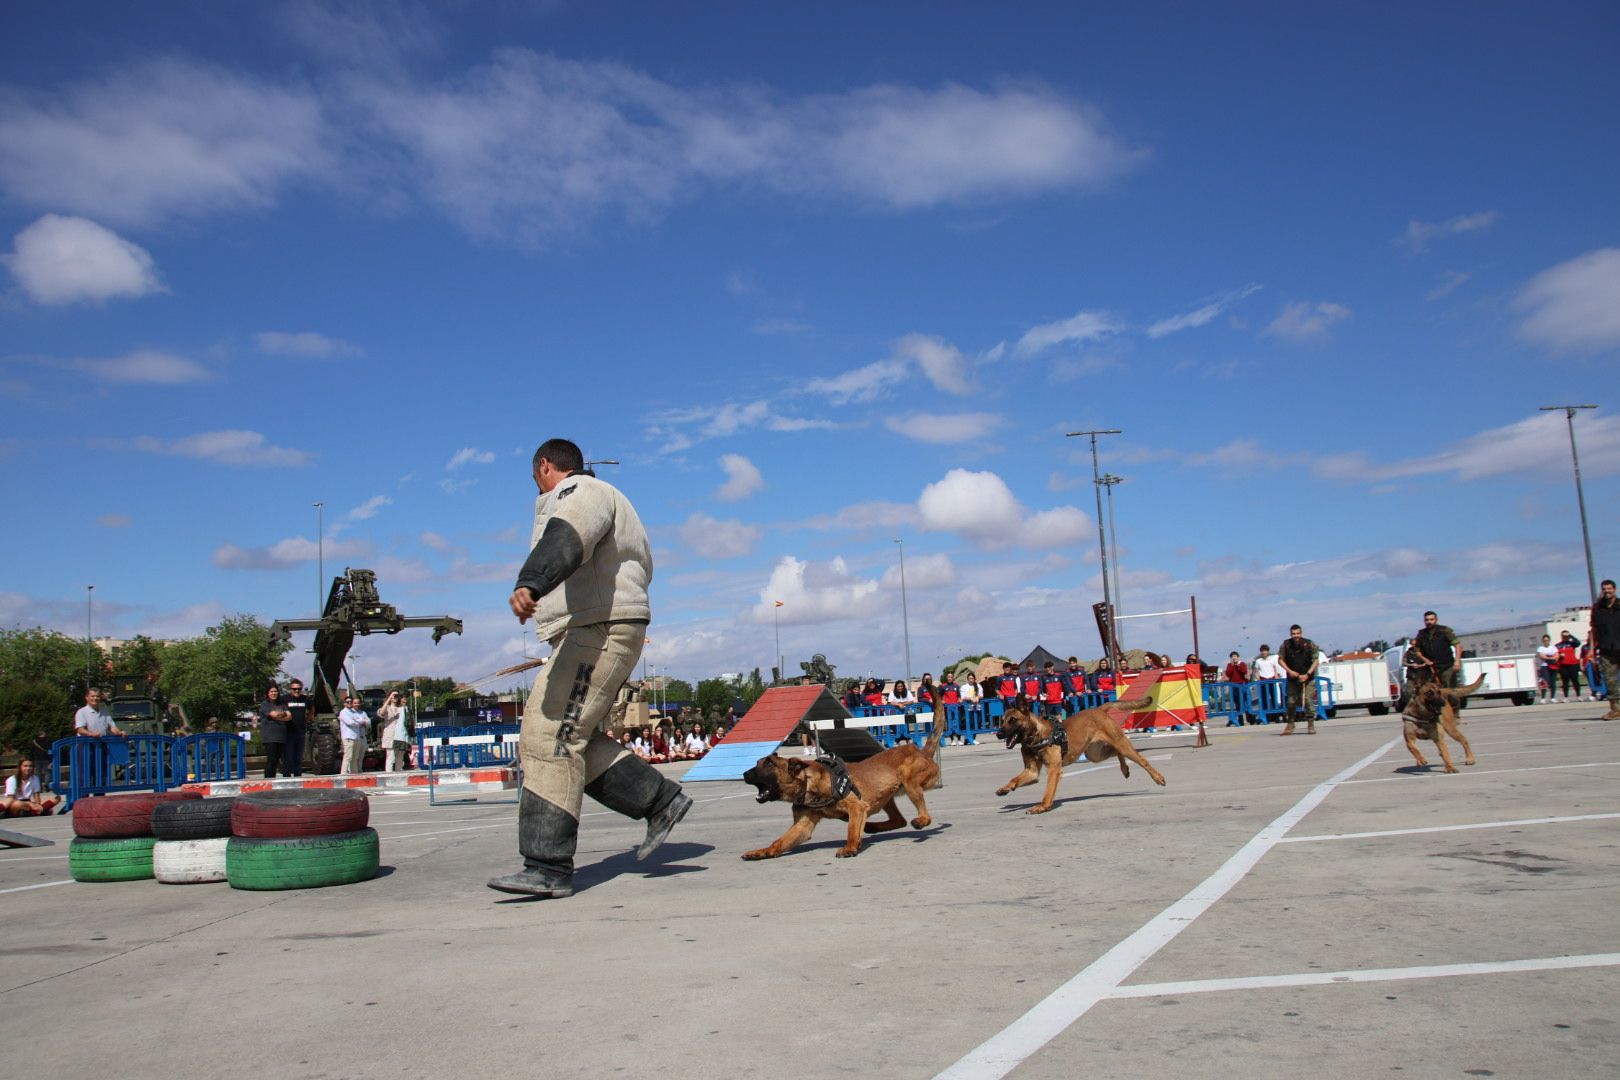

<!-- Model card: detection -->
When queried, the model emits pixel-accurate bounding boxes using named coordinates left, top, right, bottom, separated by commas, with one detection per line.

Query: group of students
left=842, top=657, right=1125, bottom=716
left=611, top=721, right=723, bottom=765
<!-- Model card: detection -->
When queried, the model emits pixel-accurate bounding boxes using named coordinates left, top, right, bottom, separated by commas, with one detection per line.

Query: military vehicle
left=269, top=568, right=462, bottom=774
left=107, top=672, right=169, bottom=736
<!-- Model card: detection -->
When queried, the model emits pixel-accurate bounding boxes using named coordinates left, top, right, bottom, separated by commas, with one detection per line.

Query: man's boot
left=585, top=756, right=693, bottom=860
left=1306, top=719, right=1317, bottom=735
left=1280, top=720, right=1295, bottom=736
left=487, top=790, right=576, bottom=897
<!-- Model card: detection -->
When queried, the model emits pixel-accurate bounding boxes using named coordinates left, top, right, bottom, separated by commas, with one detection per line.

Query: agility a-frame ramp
left=680, top=685, right=884, bottom=782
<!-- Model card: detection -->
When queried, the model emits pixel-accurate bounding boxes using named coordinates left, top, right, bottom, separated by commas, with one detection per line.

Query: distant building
left=1456, top=607, right=1590, bottom=658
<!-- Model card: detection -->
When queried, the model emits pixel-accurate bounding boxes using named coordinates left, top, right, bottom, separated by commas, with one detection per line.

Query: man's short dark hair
left=1290, top=624, right=1301, bottom=632
left=1602, top=579, right=1615, bottom=589
left=533, top=438, right=584, bottom=474
left=1423, top=610, right=1437, bottom=619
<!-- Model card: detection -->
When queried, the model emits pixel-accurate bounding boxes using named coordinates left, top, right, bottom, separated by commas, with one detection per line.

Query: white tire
left=153, top=837, right=229, bottom=884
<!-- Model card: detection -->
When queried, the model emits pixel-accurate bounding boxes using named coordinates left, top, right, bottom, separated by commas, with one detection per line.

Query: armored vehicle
left=107, top=672, right=168, bottom=736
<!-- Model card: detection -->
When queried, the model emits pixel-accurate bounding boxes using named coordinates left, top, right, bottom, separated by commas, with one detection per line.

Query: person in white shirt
left=377, top=691, right=409, bottom=772
left=73, top=688, right=123, bottom=738
left=4, top=759, right=59, bottom=816
left=1535, top=634, right=1560, bottom=704
left=680, top=723, right=708, bottom=759
left=1251, top=645, right=1283, bottom=681
left=337, top=696, right=372, bottom=775
left=888, top=680, right=912, bottom=709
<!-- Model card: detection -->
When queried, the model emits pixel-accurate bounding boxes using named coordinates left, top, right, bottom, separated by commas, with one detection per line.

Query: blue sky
left=2, top=1, right=1617, bottom=690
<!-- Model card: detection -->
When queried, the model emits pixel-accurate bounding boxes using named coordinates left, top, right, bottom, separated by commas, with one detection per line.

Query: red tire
left=72, top=790, right=202, bottom=839
left=231, top=789, right=370, bottom=838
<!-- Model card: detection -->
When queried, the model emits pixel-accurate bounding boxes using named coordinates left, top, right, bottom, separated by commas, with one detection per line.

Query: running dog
left=1402, top=674, right=1485, bottom=773
left=995, top=694, right=1165, bottom=813
left=740, top=704, right=943, bottom=859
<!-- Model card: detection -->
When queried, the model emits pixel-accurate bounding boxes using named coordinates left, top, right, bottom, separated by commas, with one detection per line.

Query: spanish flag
left=774, top=600, right=784, bottom=607
left=1117, top=664, right=1207, bottom=731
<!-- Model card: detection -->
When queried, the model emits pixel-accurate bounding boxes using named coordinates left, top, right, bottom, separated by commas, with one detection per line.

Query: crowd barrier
left=1202, top=677, right=1335, bottom=726
left=848, top=692, right=1126, bottom=748
left=416, top=724, right=521, bottom=806
left=49, top=733, right=248, bottom=809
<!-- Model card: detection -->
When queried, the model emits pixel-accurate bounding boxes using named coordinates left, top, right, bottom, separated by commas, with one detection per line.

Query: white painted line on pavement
left=933, top=735, right=1400, bottom=1080
left=1279, top=811, right=1620, bottom=844
left=1344, top=760, right=1620, bottom=784
left=0, top=879, right=72, bottom=895
left=1107, top=952, right=1620, bottom=999
left=0, top=854, right=69, bottom=862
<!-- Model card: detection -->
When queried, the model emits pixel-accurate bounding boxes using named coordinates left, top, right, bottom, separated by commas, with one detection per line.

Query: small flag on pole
left=774, top=600, right=784, bottom=607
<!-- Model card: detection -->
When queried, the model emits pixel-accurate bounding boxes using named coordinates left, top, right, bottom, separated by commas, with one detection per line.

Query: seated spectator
left=629, top=727, right=652, bottom=760
left=680, top=722, right=709, bottom=759
left=4, top=759, right=59, bottom=817
left=642, top=724, right=669, bottom=764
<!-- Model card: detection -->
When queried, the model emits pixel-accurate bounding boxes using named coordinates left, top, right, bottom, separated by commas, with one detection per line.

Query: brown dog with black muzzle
left=995, top=694, right=1165, bottom=814
left=1402, top=674, right=1485, bottom=773
left=740, top=703, right=944, bottom=859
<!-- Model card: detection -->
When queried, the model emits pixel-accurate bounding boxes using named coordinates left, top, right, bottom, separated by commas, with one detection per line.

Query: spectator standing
left=337, top=695, right=371, bottom=775
left=73, top=688, right=122, bottom=738
left=1019, top=661, right=1042, bottom=702
left=1095, top=660, right=1115, bottom=694
left=3, top=759, right=59, bottom=817
left=1535, top=634, right=1560, bottom=704
left=378, top=691, right=409, bottom=772
left=939, top=673, right=961, bottom=705
left=1277, top=624, right=1320, bottom=736
left=1414, top=611, right=1461, bottom=689
left=960, top=672, right=982, bottom=704
left=1039, top=661, right=1066, bottom=717
left=257, top=685, right=290, bottom=779
left=841, top=682, right=864, bottom=711
left=1579, top=642, right=1606, bottom=704
left=888, top=680, right=912, bottom=710
left=282, top=679, right=309, bottom=777
left=862, top=678, right=886, bottom=708
left=1590, top=578, right=1620, bottom=720
left=915, top=673, right=936, bottom=706
left=998, top=661, right=1020, bottom=703
left=1556, top=632, right=1583, bottom=703
left=1224, top=651, right=1249, bottom=683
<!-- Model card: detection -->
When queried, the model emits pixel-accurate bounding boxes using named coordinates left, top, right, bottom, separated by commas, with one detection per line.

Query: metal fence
left=49, top=733, right=247, bottom=809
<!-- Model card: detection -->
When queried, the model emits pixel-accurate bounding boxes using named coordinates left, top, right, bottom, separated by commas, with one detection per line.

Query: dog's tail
left=1108, top=694, right=1153, bottom=715
left=923, top=697, right=947, bottom=755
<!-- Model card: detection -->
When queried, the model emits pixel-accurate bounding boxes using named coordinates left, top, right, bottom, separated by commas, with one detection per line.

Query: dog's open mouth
left=998, top=729, right=1021, bottom=750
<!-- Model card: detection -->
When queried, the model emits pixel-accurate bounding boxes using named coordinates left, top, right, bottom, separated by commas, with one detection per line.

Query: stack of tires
left=152, top=796, right=238, bottom=883
left=69, top=791, right=204, bottom=883
left=227, top=790, right=379, bottom=890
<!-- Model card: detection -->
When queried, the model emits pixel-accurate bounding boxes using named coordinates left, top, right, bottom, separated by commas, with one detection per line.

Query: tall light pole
left=86, top=584, right=95, bottom=688
left=1098, top=474, right=1125, bottom=646
left=894, top=539, right=913, bottom=686
left=1539, top=405, right=1599, bottom=604
left=1066, top=429, right=1122, bottom=669
left=772, top=601, right=783, bottom=684
left=313, top=501, right=325, bottom=615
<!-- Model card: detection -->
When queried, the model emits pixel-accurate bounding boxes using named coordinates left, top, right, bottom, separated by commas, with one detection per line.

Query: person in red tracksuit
left=1019, top=661, right=1042, bottom=702
left=1556, top=632, right=1583, bottom=703
left=997, top=661, right=1020, bottom=703
left=1039, top=662, right=1066, bottom=718
left=939, top=674, right=961, bottom=705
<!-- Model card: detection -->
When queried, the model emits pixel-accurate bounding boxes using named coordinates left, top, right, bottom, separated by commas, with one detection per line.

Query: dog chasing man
left=1277, top=624, right=1320, bottom=736
left=489, top=438, right=692, bottom=898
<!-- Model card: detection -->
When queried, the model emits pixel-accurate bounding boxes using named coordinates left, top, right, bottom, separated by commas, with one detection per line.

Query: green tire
left=70, top=836, right=157, bottom=882
left=226, top=828, right=379, bottom=891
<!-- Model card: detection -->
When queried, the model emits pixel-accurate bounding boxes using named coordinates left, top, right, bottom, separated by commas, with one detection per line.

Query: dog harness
left=1024, top=721, right=1069, bottom=754
left=796, top=754, right=861, bottom=808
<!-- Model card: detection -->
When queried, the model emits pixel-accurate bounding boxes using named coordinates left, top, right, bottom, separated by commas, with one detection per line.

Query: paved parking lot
left=4, top=701, right=1616, bottom=1079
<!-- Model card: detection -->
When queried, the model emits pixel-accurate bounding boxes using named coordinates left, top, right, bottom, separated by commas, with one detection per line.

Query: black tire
left=151, top=797, right=237, bottom=840
left=311, top=731, right=342, bottom=775
left=70, top=836, right=157, bottom=882
left=226, top=829, right=379, bottom=890
left=1368, top=703, right=1389, bottom=716
left=232, top=789, right=370, bottom=838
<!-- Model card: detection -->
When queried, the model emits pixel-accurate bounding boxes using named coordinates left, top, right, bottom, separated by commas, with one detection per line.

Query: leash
left=795, top=754, right=861, bottom=808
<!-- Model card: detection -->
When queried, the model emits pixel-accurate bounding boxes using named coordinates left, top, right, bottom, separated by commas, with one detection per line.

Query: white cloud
left=1146, top=284, right=1261, bottom=339
left=213, top=535, right=363, bottom=570
left=1022, top=506, right=1092, bottom=548
left=1513, top=248, right=1620, bottom=353
left=1359, top=410, right=1620, bottom=482
left=893, top=333, right=974, bottom=395
left=915, top=468, right=1090, bottom=550
left=756, top=555, right=884, bottom=625
left=73, top=349, right=210, bottom=384
left=1264, top=300, right=1352, bottom=342
left=1397, top=210, right=1500, bottom=254
left=880, top=551, right=956, bottom=590
left=0, top=59, right=329, bottom=226
left=255, top=331, right=362, bottom=358
left=806, top=358, right=908, bottom=404
left=345, top=495, right=391, bottom=521
left=1426, top=270, right=1470, bottom=302
left=678, top=512, right=763, bottom=559
left=1015, top=310, right=1123, bottom=355
left=132, top=429, right=312, bottom=467
left=5, top=214, right=163, bottom=305
left=96, top=512, right=131, bottom=528
left=716, top=454, right=765, bottom=501
left=420, top=531, right=453, bottom=552
left=446, top=447, right=496, bottom=470
left=884, top=412, right=1002, bottom=444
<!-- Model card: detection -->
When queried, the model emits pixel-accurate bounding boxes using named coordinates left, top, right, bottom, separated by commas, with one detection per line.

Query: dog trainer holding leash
left=489, top=438, right=693, bottom=898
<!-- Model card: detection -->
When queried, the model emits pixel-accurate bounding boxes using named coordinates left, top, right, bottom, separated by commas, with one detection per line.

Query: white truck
left=1381, top=647, right=1540, bottom=708
left=1321, top=656, right=1399, bottom=716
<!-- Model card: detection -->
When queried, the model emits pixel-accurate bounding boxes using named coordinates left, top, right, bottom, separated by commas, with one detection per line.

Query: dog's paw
left=1154, top=774, right=1167, bottom=786
left=995, top=786, right=1012, bottom=797
left=910, top=816, right=931, bottom=829
left=835, top=846, right=861, bottom=858
left=1025, top=805, right=1051, bottom=815
left=740, top=849, right=773, bottom=860
left=1442, top=765, right=1458, bottom=774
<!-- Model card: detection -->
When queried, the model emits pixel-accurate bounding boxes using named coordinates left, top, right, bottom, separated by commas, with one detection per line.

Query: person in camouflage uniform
left=1277, top=624, right=1320, bottom=736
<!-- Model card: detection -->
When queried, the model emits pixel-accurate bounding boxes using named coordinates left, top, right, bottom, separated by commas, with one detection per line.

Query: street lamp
left=772, top=601, right=783, bottom=684
left=894, top=539, right=913, bottom=686
left=86, top=584, right=95, bottom=688
left=313, top=501, right=325, bottom=615
left=1539, top=405, right=1599, bottom=604
left=1066, top=429, right=1122, bottom=669
left=1098, top=474, right=1125, bottom=645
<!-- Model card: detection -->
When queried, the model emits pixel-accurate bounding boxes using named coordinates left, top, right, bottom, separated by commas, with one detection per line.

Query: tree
left=111, top=635, right=165, bottom=682
left=0, top=627, right=107, bottom=702
left=663, top=678, right=694, bottom=701
left=0, top=678, right=71, bottom=751
left=739, top=667, right=767, bottom=708
left=401, top=675, right=458, bottom=710
left=694, top=678, right=734, bottom=717
left=159, top=615, right=293, bottom=729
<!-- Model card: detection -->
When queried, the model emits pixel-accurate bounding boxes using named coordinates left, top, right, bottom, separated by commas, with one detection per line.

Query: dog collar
left=1026, top=722, right=1069, bottom=753
left=797, top=754, right=861, bottom=808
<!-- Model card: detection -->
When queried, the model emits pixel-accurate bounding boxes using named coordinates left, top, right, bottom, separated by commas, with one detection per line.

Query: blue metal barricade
left=419, top=725, right=521, bottom=806
left=51, top=735, right=177, bottom=809
left=171, top=733, right=248, bottom=784
left=1204, top=682, right=1249, bottom=726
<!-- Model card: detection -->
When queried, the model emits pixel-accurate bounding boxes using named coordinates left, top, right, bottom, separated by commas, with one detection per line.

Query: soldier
left=1591, top=578, right=1620, bottom=721
left=489, top=438, right=691, bottom=898
left=1277, top=624, right=1320, bottom=736
left=1414, top=610, right=1461, bottom=689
